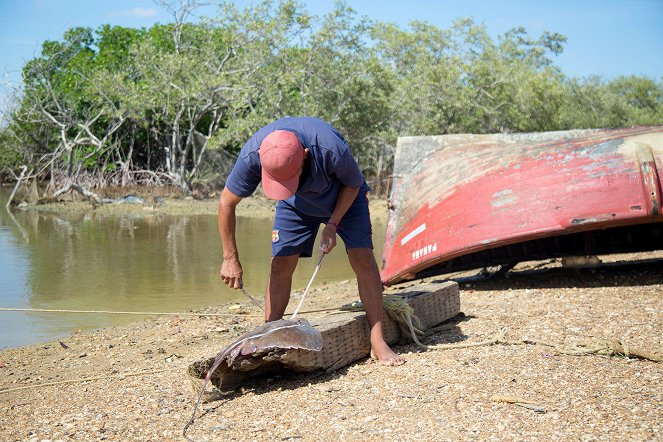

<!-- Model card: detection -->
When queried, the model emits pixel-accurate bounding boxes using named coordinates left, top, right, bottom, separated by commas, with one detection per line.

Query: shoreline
left=12, top=193, right=390, bottom=224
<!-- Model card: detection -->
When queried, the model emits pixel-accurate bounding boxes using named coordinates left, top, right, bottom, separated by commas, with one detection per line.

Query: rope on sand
left=491, top=395, right=547, bottom=413
left=341, top=298, right=663, bottom=362
left=3, top=302, right=660, bottom=363
left=0, top=307, right=264, bottom=317
left=0, top=369, right=167, bottom=394
left=0, top=306, right=345, bottom=318
left=2, top=298, right=660, bottom=395
left=421, top=326, right=663, bottom=362
left=340, top=294, right=427, bottom=348
left=519, top=337, right=663, bottom=362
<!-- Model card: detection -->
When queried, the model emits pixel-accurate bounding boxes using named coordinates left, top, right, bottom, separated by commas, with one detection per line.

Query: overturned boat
left=381, top=126, right=663, bottom=285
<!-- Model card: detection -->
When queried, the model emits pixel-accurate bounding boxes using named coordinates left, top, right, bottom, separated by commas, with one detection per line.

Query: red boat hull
left=381, top=126, right=663, bottom=285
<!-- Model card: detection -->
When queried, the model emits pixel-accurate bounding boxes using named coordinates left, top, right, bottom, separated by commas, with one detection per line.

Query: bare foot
left=370, top=341, right=406, bottom=366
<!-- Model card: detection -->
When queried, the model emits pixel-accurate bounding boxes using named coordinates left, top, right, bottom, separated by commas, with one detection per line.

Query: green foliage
left=0, top=126, right=23, bottom=172
left=2, top=0, right=662, bottom=194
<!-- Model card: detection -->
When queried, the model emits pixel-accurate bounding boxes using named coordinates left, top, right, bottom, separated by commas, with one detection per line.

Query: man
left=218, top=116, right=405, bottom=366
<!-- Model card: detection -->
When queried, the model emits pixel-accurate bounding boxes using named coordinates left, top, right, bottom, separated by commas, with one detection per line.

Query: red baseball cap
left=259, top=130, right=304, bottom=200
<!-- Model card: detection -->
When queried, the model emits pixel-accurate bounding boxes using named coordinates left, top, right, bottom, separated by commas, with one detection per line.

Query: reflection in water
left=0, top=189, right=385, bottom=348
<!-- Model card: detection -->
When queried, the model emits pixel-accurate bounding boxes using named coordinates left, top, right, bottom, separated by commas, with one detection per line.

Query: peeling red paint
left=381, top=126, right=663, bottom=285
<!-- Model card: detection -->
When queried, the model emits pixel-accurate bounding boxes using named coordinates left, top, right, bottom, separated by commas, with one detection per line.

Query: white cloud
left=109, top=7, right=158, bottom=18
left=129, top=7, right=158, bottom=18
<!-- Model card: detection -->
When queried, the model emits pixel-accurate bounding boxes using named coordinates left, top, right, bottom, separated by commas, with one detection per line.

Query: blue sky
left=1, top=0, right=662, bottom=113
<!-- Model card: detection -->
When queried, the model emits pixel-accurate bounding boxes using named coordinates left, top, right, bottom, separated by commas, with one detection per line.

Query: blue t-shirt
left=225, top=117, right=369, bottom=218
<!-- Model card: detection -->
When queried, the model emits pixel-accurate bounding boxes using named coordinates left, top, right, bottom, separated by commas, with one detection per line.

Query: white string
left=290, top=249, right=325, bottom=319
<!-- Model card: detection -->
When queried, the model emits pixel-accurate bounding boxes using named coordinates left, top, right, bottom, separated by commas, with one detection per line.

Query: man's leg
left=347, top=248, right=406, bottom=366
left=265, top=254, right=299, bottom=321
left=269, top=201, right=319, bottom=321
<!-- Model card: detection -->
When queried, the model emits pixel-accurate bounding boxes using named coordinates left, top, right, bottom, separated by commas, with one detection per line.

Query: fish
left=184, top=318, right=323, bottom=437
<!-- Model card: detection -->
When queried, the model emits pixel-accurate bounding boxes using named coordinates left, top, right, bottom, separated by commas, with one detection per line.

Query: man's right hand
left=218, top=188, right=244, bottom=289
left=220, top=255, right=243, bottom=289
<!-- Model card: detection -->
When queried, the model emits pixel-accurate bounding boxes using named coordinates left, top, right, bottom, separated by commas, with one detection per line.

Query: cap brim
left=261, top=170, right=299, bottom=200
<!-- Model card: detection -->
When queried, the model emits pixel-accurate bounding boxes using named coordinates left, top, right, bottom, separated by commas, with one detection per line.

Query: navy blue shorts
left=272, top=192, right=373, bottom=257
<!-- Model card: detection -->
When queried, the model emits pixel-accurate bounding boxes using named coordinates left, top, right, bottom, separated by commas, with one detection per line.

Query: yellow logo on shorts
left=272, top=229, right=279, bottom=242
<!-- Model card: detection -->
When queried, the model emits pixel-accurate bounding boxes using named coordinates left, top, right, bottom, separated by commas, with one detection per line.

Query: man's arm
left=320, top=185, right=360, bottom=254
left=218, top=187, right=244, bottom=289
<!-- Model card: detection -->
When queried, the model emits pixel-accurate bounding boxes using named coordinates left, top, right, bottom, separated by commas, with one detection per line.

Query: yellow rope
left=521, top=337, right=663, bottom=362
left=491, top=395, right=547, bottom=413
left=426, top=327, right=512, bottom=351
left=3, top=296, right=660, bottom=398
left=3, top=332, right=660, bottom=395
left=341, top=297, right=662, bottom=362
left=0, top=306, right=344, bottom=318
left=428, top=328, right=662, bottom=362
left=0, top=369, right=167, bottom=394
left=340, top=294, right=428, bottom=347
left=10, top=306, right=649, bottom=362
left=0, top=307, right=264, bottom=318
left=381, top=295, right=427, bottom=347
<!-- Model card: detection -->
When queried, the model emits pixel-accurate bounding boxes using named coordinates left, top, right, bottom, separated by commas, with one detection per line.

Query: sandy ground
left=0, top=197, right=661, bottom=441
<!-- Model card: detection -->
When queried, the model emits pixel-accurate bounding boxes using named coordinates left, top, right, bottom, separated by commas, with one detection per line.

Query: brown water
left=0, top=189, right=385, bottom=349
